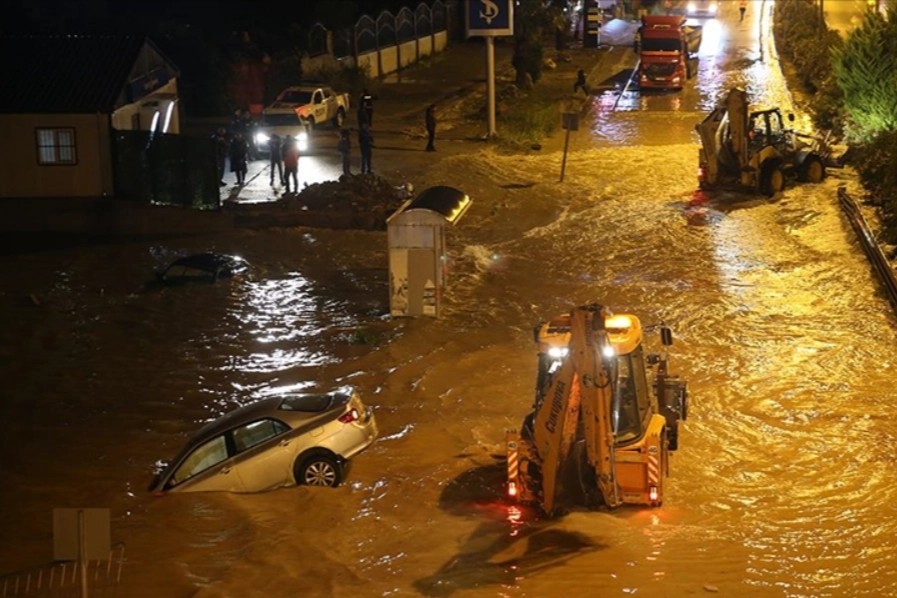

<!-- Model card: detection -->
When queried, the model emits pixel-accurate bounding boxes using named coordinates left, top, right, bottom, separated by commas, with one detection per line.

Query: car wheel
left=307, top=117, right=316, bottom=130
left=333, top=108, right=345, bottom=128
left=296, top=453, right=342, bottom=487
left=799, top=156, right=825, bottom=183
left=761, top=163, right=784, bottom=197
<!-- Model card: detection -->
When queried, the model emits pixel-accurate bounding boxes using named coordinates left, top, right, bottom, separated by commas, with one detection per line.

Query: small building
left=387, top=186, right=472, bottom=318
left=0, top=34, right=181, bottom=201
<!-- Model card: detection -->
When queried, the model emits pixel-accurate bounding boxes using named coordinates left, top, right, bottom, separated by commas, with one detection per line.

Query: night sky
left=5, top=0, right=415, bottom=33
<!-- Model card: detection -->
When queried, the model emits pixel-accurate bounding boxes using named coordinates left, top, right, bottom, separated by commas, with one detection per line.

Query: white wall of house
left=0, top=113, right=113, bottom=199
left=111, top=78, right=180, bottom=134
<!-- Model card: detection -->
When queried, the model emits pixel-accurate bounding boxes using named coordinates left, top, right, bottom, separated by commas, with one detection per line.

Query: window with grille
left=35, top=128, right=78, bottom=165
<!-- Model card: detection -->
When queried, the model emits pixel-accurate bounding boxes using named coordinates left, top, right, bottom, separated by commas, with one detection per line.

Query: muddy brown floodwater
left=3, top=6, right=897, bottom=594
left=2, top=140, right=896, bottom=598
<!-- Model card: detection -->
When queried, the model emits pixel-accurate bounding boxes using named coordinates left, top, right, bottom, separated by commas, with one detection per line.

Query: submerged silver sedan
left=150, top=389, right=378, bottom=494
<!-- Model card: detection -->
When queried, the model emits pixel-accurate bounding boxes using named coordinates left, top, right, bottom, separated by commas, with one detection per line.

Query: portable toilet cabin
left=386, top=186, right=472, bottom=317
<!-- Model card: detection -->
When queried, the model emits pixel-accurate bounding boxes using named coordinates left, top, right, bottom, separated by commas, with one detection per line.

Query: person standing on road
left=358, top=123, right=373, bottom=174
left=267, top=133, right=284, bottom=186
left=425, top=104, right=437, bottom=152
left=213, top=127, right=228, bottom=186
left=231, top=109, right=247, bottom=137
left=361, top=89, right=374, bottom=127
left=337, top=129, right=352, bottom=176
left=282, top=134, right=299, bottom=193
left=229, top=132, right=249, bottom=186
left=739, top=0, right=747, bottom=21
left=573, top=68, right=589, bottom=95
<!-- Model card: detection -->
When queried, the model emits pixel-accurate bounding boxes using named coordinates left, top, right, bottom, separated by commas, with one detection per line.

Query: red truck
left=637, top=15, right=702, bottom=90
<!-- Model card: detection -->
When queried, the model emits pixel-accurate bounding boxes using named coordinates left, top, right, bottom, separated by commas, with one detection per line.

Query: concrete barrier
left=419, top=36, right=433, bottom=57
left=302, top=53, right=341, bottom=77
left=357, top=51, right=379, bottom=78
left=380, top=46, right=399, bottom=75
left=434, top=31, right=448, bottom=52
left=398, top=40, right=418, bottom=68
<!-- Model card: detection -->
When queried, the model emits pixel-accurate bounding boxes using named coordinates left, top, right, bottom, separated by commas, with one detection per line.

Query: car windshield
left=279, top=394, right=335, bottom=412
left=643, top=39, right=682, bottom=52
left=644, top=62, right=679, bottom=76
left=261, top=113, right=303, bottom=127
left=277, top=90, right=313, bottom=104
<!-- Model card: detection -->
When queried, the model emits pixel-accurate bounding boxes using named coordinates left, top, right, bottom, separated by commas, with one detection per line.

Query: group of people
left=214, top=90, right=440, bottom=191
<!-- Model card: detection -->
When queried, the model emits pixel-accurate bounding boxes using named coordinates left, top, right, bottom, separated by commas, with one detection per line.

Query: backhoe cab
left=695, top=87, right=837, bottom=196
left=506, top=304, right=688, bottom=516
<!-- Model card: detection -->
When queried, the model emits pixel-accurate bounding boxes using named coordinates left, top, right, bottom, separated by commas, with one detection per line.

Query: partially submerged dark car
left=158, top=253, right=250, bottom=285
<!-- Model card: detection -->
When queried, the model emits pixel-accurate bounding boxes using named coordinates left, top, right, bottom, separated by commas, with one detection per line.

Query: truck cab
left=638, top=15, right=702, bottom=90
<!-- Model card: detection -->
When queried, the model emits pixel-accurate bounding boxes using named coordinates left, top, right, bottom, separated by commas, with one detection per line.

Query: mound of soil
left=227, top=174, right=408, bottom=231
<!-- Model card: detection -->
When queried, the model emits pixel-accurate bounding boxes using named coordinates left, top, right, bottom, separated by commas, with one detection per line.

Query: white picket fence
left=0, top=543, right=125, bottom=598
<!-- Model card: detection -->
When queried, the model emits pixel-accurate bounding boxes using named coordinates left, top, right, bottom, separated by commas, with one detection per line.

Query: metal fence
left=838, top=185, right=897, bottom=316
left=0, top=543, right=126, bottom=598
left=310, top=0, right=458, bottom=60
left=111, top=131, right=221, bottom=210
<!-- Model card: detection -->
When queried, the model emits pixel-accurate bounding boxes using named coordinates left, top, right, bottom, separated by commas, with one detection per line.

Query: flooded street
left=3, top=4, right=897, bottom=598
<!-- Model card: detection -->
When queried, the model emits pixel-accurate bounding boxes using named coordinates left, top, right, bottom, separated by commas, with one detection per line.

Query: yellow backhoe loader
left=506, top=304, right=688, bottom=516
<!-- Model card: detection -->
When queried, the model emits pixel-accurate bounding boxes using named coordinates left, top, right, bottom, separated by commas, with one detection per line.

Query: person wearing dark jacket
left=229, top=133, right=249, bottom=186
left=282, top=135, right=299, bottom=193
left=361, top=89, right=374, bottom=127
left=425, top=104, right=437, bottom=152
left=358, top=124, right=373, bottom=174
left=267, top=134, right=284, bottom=186
left=213, top=127, right=228, bottom=186
left=574, top=68, right=589, bottom=95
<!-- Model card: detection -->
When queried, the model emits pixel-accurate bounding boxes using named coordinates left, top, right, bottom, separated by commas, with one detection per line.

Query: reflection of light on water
left=224, top=273, right=345, bottom=374
left=698, top=18, right=724, bottom=58
left=240, top=276, right=318, bottom=343
left=381, top=423, right=415, bottom=441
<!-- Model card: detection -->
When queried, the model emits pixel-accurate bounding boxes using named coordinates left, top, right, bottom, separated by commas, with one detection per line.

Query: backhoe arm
left=532, top=305, right=616, bottom=514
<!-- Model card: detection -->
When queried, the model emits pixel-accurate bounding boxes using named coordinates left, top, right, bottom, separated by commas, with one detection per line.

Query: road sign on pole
left=465, top=0, right=514, bottom=36
left=465, top=1, right=514, bottom=138
left=559, top=112, right=579, bottom=183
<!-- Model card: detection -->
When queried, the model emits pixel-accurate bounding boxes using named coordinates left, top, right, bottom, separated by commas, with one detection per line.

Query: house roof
left=0, top=34, right=167, bottom=114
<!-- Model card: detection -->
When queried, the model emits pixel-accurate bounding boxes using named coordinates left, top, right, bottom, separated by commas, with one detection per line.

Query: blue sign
left=127, top=67, right=173, bottom=103
left=465, top=0, right=514, bottom=37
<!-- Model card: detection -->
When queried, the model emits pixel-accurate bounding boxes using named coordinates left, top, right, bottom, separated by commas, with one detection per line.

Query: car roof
left=186, top=390, right=352, bottom=448
left=281, top=85, right=325, bottom=92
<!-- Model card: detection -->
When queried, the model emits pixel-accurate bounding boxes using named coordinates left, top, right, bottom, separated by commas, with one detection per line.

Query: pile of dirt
left=227, top=174, right=409, bottom=231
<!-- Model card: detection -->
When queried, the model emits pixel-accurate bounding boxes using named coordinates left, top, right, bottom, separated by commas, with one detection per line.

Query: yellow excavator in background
left=506, top=304, right=688, bottom=516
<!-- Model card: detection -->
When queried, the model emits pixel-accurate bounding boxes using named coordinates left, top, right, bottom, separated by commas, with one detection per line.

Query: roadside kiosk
left=387, top=186, right=472, bottom=318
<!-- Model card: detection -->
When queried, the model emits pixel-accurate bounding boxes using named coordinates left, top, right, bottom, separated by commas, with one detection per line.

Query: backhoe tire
left=761, top=163, right=784, bottom=197
left=799, top=156, right=825, bottom=183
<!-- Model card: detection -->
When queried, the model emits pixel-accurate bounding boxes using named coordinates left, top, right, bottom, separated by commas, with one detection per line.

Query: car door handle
left=279, top=440, right=291, bottom=447
left=220, top=468, right=231, bottom=475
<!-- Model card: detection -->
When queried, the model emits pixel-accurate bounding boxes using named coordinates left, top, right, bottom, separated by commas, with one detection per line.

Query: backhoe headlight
left=548, top=347, right=569, bottom=359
